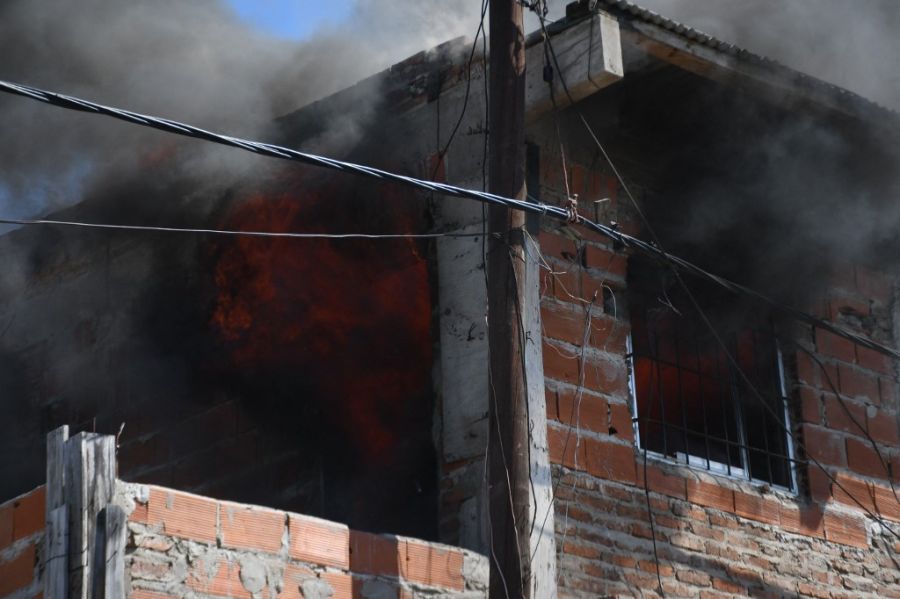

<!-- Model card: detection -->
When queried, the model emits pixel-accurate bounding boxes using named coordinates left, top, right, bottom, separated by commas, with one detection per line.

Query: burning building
left=2, top=1, right=900, bottom=598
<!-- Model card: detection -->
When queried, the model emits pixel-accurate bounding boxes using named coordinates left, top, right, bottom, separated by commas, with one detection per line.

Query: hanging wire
left=0, top=216, right=485, bottom=239
left=0, top=78, right=895, bottom=363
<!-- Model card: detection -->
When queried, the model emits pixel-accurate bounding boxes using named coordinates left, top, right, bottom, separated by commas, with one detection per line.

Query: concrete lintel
left=525, top=10, right=624, bottom=123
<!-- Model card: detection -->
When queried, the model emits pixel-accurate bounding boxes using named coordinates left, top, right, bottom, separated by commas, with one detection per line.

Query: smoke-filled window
left=626, top=259, right=797, bottom=491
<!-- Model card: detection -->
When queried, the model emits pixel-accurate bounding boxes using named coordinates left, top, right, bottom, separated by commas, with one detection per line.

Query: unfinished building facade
left=2, top=1, right=900, bottom=598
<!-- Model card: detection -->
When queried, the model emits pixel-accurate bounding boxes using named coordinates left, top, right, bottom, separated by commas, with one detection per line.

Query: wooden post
left=46, top=426, right=70, bottom=599
left=65, top=433, right=117, bottom=599
left=487, top=0, right=530, bottom=596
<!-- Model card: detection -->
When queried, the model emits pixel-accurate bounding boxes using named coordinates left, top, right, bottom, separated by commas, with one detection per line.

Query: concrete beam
left=525, top=11, right=624, bottom=123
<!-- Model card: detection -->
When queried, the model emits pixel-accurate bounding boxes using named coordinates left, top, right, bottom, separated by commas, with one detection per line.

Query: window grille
left=626, top=261, right=798, bottom=491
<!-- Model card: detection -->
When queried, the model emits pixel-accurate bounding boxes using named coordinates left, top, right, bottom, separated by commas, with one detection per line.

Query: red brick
left=542, top=341, right=579, bottom=385
left=289, top=514, right=349, bottom=569
left=146, top=488, right=217, bottom=543
left=0, top=502, right=12, bottom=551
left=608, top=401, right=634, bottom=441
left=685, top=480, right=734, bottom=512
left=831, top=472, right=877, bottom=513
left=846, top=437, right=888, bottom=479
left=780, top=505, right=825, bottom=538
left=806, top=467, right=832, bottom=504
left=550, top=269, right=580, bottom=302
left=880, top=378, right=898, bottom=406
left=0, top=543, right=35, bottom=596
left=868, top=409, right=900, bottom=445
left=279, top=564, right=317, bottom=599
left=816, top=329, right=856, bottom=364
left=545, top=387, right=558, bottom=421
left=220, top=503, right=285, bottom=553
left=733, top=492, right=780, bottom=526
left=636, top=464, right=686, bottom=500
left=570, top=163, right=587, bottom=196
left=349, top=530, right=399, bottom=576
left=856, top=266, right=892, bottom=305
left=321, top=571, right=352, bottom=599
left=856, top=346, right=893, bottom=376
left=795, top=351, right=818, bottom=386
left=583, top=355, right=629, bottom=398
left=547, top=424, right=586, bottom=470
left=823, top=510, right=868, bottom=548
left=798, top=387, right=823, bottom=425
left=561, top=541, right=601, bottom=559
left=400, top=540, right=464, bottom=591
left=802, top=425, right=846, bottom=467
left=584, top=438, right=636, bottom=484
left=12, top=487, right=45, bottom=541
left=541, top=302, right=590, bottom=347
left=554, top=387, right=607, bottom=434
left=538, top=230, right=578, bottom=262
left=588, top=315, right=627, bottom=353
left=712, top=578, right=745, bottom=594
left=187, top=558, right=250, bottom=599
left=873, top=483, right=900, bottom=521
left=583, top=245, right=627, bottom=278
left=838, top=364, right=880, bottom=403
left=824, top=396, right=867, bottom=434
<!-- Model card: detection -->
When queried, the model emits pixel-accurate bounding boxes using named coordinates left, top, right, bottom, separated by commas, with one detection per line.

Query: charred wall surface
left=0, top=121, right=440, bottom=540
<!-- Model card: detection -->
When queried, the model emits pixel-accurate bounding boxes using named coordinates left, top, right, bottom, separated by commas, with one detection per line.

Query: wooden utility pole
left=487, top=0, right=530, bottom=596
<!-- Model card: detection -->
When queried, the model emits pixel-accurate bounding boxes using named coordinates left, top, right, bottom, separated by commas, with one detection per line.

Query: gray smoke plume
left=0, top=0, right=483, bottom=223
left=636, top=0, right=900, bottom=111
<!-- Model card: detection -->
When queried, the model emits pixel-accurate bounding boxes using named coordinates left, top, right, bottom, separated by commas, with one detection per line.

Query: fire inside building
left=2, top=1, right=900, bottom=598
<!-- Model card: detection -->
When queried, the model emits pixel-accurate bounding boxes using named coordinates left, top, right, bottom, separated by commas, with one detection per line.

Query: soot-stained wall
left=0, top=159, right=440, bottom=540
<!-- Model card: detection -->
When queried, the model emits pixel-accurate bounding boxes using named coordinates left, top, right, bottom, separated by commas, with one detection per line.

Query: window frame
left=626, top=331, right=800, bottom=494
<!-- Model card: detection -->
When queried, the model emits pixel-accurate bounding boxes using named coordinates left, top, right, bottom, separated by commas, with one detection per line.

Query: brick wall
left=121, top=483, right=488, bottom=599
left=538, top=159, right=900, bottom=597
left=0, top=485, right=44, bottom=599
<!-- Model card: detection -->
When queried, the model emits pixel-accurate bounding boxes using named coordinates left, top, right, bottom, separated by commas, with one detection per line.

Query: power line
left=0, top=217, right=484, bottom=240
left=0, top=78, right=897, bottom=363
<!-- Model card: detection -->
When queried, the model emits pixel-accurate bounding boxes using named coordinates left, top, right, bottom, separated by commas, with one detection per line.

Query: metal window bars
left=626, top=298, right=799, bottom=493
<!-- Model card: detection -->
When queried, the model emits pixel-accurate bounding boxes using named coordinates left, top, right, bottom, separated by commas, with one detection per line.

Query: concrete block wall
left=537, top=157, right=900, bottom=597
left=121, top=484, right=488, bottom=599
left=0, top=485, right=44, bottom=599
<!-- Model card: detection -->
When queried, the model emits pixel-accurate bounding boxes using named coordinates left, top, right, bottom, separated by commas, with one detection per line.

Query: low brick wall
left=120, top=484, right=487, bottom=599
left=0, top=485, right=44, bottom=599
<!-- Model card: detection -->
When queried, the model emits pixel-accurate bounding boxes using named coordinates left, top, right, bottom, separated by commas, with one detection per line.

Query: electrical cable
left=0, top=78, right=896, bottom=363
left=0, top=216, right=486, bottom=239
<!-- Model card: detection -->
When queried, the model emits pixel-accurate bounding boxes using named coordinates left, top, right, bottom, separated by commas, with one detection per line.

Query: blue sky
left=225, top=0, right=355, bottom=40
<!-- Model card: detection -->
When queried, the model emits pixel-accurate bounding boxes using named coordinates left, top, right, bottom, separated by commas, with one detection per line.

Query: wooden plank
left=46, top=505, right=69, bottom=599
left=65, top=433, right=116, bottom=599
left=103, top=506, right=126, bottom=599
left=46, top=425, right=70, bottom=517
left=90, top=506, right=126, bottom=599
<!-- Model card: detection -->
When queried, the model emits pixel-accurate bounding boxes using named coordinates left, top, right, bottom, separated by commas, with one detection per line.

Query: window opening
left=627, top=260, right=798, bottom=491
